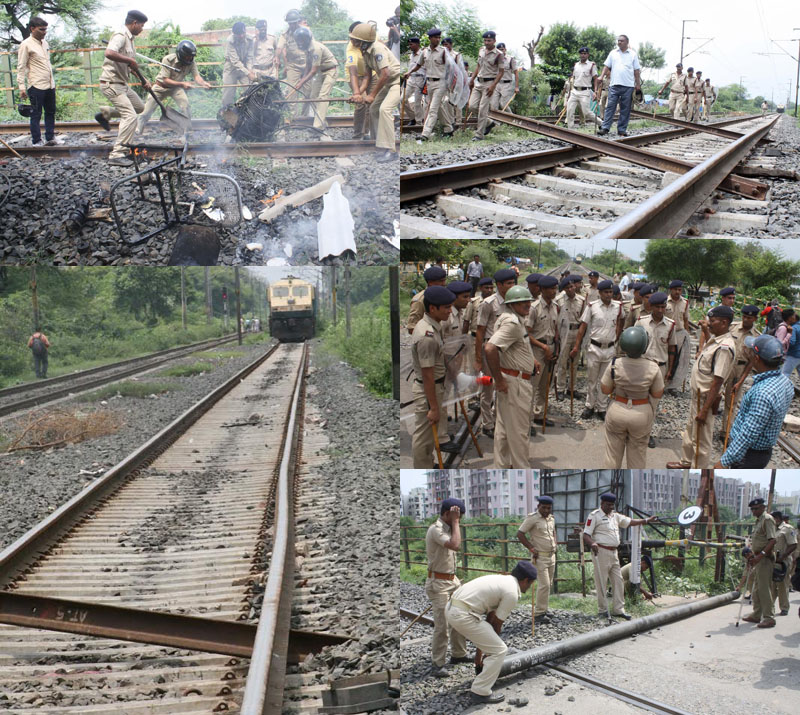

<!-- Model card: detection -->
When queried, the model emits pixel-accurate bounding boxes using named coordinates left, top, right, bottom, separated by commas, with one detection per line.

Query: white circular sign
left=678, top=505, right=702, bottom=525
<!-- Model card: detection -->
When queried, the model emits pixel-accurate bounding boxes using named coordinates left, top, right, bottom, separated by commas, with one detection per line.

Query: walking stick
left=693, top=390, right=702, bottom=468
left=570, top=357, right=576, bottom=418
left=432, top=423, right=444, bottom=468
left=0, top=136, right=23, bottom=159
left=460, top=399, right=483, bottom=457
left=400, top=78, right=407, bottom=128
left=542, top=361, right=554, bottom=434
left=501, top=95, right=515, bottom=112
left=400, top=604, right=433, bottom=637
left=723, top=385, right=736, bottom=451
left=531, top=577, right=537, bottom=638
left=735, top=563, right=751, bottom=627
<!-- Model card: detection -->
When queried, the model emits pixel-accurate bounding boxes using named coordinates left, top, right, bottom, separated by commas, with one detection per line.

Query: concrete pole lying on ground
left=498, top=590, right=739, bottom=679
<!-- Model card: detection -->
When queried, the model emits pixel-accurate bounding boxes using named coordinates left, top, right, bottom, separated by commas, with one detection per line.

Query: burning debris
left=217, top=79, right=286, bottom=142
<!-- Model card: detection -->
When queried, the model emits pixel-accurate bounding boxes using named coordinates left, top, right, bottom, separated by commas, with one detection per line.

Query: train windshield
left=292, top=286, right=309, bottom=297
left=273, top=287, right=290, bottom=297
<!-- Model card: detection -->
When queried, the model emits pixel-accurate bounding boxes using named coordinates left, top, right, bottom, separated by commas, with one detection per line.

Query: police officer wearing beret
left=525, top=273, right=542, bottom=303
left=517, top=496, right=557, bottom=622
left=405, top=28, right=454, bottom=140
left=697, top=286, right=735, bottom=353
left=446, top=561, right=537, bottom=704
left=475, top=269, right=518, bottom=437
left=556, top=276, right=586, bottom=400
left=666, top=280, right=691, bottom=394
left=526, top=275, right=560, bottom=428
left=625, top=283, right=653, bottom=328
left=741, top=497, right=777, bottom=628
left=463, top=277, right=494, bottom=335
left=407, top=265, right=447, bottom=334
left=468, top=31, right=503, bottom=141
left=722, top=305, right=761, bottom=435
left=668, top=305, right=736, bottom=468
left=411, top=286, right=458, bottom=467
left=426, top=498, right=469, bottom=676
left=770, top=511, right=797, bottom=616
left=583, top=493, right=656, bottom=618
left=586, top=270, right=600, bottom=304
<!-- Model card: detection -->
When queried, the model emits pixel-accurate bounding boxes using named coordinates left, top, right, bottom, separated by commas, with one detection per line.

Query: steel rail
left=591, top=115, right=779, bottom=238
left=0, top=342, right=280, bottom=585
left=241, top=342, right=309, bottom=714
left=627, top=109, right=748, bottom=140
left=400, top=114, right=763, bottom=202
left=777, top=434, right=800, bottom=464
left=0, top=333, right=237, bottom=416
left=400, top=608, right=434, bottom=627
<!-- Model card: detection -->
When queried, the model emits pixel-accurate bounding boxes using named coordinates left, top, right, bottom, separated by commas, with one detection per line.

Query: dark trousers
left=730, top=448, right=772, bottom=468
left=27, top=86, right=56, bottom=143
left=470, top=276, right=480, bottom=295
left=602, top=85, right=634, bottom=133
left=33, top=352, right=48, bottom=378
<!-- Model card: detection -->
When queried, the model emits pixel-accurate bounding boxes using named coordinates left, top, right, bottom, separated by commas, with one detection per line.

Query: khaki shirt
left=691, top=332, right=735, bottom=393
left=637, top=314, right=676, bottom=366
left=666, top=296, right=689, bottom=331
left=584, top=508, right=631, bottom=547
left=100, top=27, right=136, bottom=84
left=668, top=71, right=687, bottom=94
left=586, top=286, right=599, bottom=304
left=729, top=321, right=760, bottom=373
left=581, top=299, right=622, bottom=347
left=464, top=295, right=484, bottom=330
left=501, top=54, right=517, bottom=82
left=704, top=83, right=716, bottom=101
left=751, top=512, right=777, bottom=554
left=308, top=39, right=338, bottom=72
left=601, top=355, right=663, bottom=400
left=420, top=44, right=448, bottom=79
left=407, top=290, right=425, bottom=332
left=477, top=292, right=506, bottom=340
left=518, top=511, right=557, bottom=553
left=625, top=302, right=650, bottom=329
left=557, top=293, right=585, bottom=332
left=775, top=522, right=797, bottom=562
left=450, top=574, right=521, bottom=621
left=253, top=33, right=277, bottom=73
left=154, top=53, right=197, bottom=86
left=346, top=41, right=368, bottom=77
left=277, top=28, right=309, bottom=71
left=572, top=60, right=597, bottom=89
left=489, top=308, right=535, bottom=373
left=443, top=306, right=466, bottom=356
left=476, top=46, right=502, bottom=82
left=17, top=35, right=55, bottom=92
left=363, top=41, right=402, bottom=82
left=224, top=34, right=253, bottom=74
left=525, top=297, right=559, bottom=345
left=426, top=517, right=457, bottom=573
left=411, top=313, right=446, bottom=381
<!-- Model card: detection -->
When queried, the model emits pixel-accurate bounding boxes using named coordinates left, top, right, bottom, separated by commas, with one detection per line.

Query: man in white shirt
left=17, top=16, right=56, bottom=146
left=619, top=271, right=631, bottom=292
left=467, top=254, right=484, bottom=294
left=597, top=34, right=641, bottom=137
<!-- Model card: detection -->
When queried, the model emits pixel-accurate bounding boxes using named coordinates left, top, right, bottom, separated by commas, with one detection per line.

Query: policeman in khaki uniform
left=666, top=279, right=691, bottom=394
left=657, top=62, right=688, bottom=119
left=585, top=270, right=600, bottom=304
left=485, top=286, right=537, bottom=468
left=222, top=22, right=255, bottom=107
left=684, top=67, right=700, bottom=121
left=425, top=498, right=469, bottom=677
left=293, top=28, right=339, bottom=139
left=463, top=277, right=493, bottom=335
left=566, top=47, right=600, bottom=129
left=252, top=20, right=277, bottom=80
left=601, top=326, right=664, bottom=468
left=526, top=276, right=560, bottom=428
left=668, top=305, right=736, bottom=468
left=277, top=10, right=309, bottom=117
left=407, top=265, right=447, bottom=334
left=517, top=495, right=557, bottom=622
left=742, top=498, right=777, bottom=628
left=722, top=305, right=761, bottom=434
left=702, top=79, right=717, bottom=120
left=495, top=43, right=518, bottom=111
left=346, top=23, right=378, bottom=140
left=770, top=511, right=797, bottom=616
left=625, top=283, right=653, bottom=328
left=446, top=561, right=537, bottom=704
left=572, top=280, right=623, bottom=420
left=555, top=276, right=585, bottom=401
left=583, top=493, right=657, bottom=618
left=468, top=31, right=503, bottom=140
left=405, top=28, right=453, bottom=140
left=410, top=286, right=460, bottom=467
left=405, top=37, right=426, bottom=125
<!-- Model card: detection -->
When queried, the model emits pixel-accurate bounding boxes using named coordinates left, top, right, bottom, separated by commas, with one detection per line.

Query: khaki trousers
left=592, top=547, right=625, bottom=614
left=599, top=90, right=608, bottom=118
left=749, top=556, right=776, bottom=621
left=353, top=74, right=377, bottom=138
left=586, top=349, right=613, bottom=412
left=412, top=383, right=444, bottom=467
left=446, top=604, right=507, bottom=696
left=370, top=79, right=400, bottom=150
left=603, top=400, right=654, bottom=468
left=222, top=68, right=250, bottom=106
left=667, top=330, right=690, bottom=390
left=722, top=368, right=747, bottom=434
left=479, top=350, right=495, bottom=431
left=284, top=65, right=309, bottom=118
left=497, top=81, right=515, bottom=111
left=139, top=86, right=190, bottom=128
left=686, top=95, right=699, bottom=121
left=469, top=82, right=495, bottom=138
left=566, top=89, right=599, bottom=128
left=407, top=79, right=426, bottom=123
left=679, top=388, right=715, bottom=467
left=770, top=559, right=792, bottom=612
left=493, top=376, right=532, bottom=468
left=557, top=330, right=579, bottom=388
left=425, top=577, right=466, bottom=666
left=530, top=346, right=552, bottom=419
left=421, top=81, right=453, bottom=137
left=310, top=67, right=337, bottom=132
left=668, top=91, right=686, bottom=119
left=100, top=83, right=145, bottom=159
left=532, top=552, right=555, bottom=616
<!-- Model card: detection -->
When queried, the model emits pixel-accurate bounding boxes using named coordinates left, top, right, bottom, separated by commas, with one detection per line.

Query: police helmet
left=176, top=40, right=197, bottom=64
left=285, top=9, right=301, bottom=23
left=772, top=561, right=788, bottom=583
left=619, top=326, right=649, bottom=358
left=504, top=285, right=533, bottom=304
left=349, top=22, right=377, bottom=44
left=17, top=103, right=33, bottom=118
left=294, top=26, right=312, bottom=50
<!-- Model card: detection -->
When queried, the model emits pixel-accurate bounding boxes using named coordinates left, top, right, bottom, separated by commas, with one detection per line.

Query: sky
left=401, top=470, right=800, bottom=496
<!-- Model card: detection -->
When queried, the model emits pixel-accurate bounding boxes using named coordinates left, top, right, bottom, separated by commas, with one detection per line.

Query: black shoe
left=442, top=131, right=454, bottom=137
left=533, top=417, right=555, bottom=427
left=440, top=440, right=461, bottom=453
left=484, top=121, right=495, bottom=136
left=596, top=411, right=606, bottom=420
left=597, top=128, right=609, bottom=136
left=581, top=408, right=594, bottom=419
left=534, top=614, right=551, bottom=623
left=612, top=612, right=632, bottom=620
left=450, top=656, right=472, bottom=664
left=94, top=112, right=111, bottom=131
left=618, top=131, right=629, bottom=137
left=430, top=665, right=449, bottom=678
left=407, top=119, right=416, bottom=126
left=648, top=436, right=656, bottom=448
left=471, top=136, right=484, bottom=141
left=417, top=135, right=429, bottom=141
left=471, top=692, right=504, bottom=704
left=482, top=427, right=494, bottom=438
left=556, top=390, right=564, bottom=401
left=530, top=425, right=537, bottom=436
left=666, top=388, right=679, bottom=397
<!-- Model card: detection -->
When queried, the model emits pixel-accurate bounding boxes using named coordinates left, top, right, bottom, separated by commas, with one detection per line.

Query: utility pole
left=794, top=30, right=800, bottom=117
left=234, top=267, right=242, bottom=345
left=610, top=239, right=618, bottom=278
left=345, top=266, right=351, bottom=338
left=30, top=266, right=39, bottom=331
left=204, top=266, right=212, bottom=324
left=332, top=267, right=337, bottom=326
left=389, top=266, right=400, bottom=400
left=680, top=19, right=697, bottom=66
left=180, top=267, right=187, bottom=331
left=767, top=469, right=776, bottom=511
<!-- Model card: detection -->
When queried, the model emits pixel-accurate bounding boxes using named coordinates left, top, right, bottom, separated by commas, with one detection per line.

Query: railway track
left=0, top=333, right=239, bottom=419
left=0, top=341, right=365, bottom=713
left=400, top=113, right=786, bottom=240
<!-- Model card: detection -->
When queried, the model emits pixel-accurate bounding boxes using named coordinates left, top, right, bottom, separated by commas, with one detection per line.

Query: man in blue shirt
left=717, top=334, right=794, bottom=468
left=596, top=34, right=641, bottom=137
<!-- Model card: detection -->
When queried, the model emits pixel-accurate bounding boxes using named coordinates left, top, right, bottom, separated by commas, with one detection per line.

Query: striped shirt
left=720, top=370, right=794, bottom=467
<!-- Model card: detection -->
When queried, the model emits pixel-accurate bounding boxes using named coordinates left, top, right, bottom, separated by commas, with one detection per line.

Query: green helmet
left=504, top=285, right=533, bottom=304
left=619, top=326, right=649, bottom=358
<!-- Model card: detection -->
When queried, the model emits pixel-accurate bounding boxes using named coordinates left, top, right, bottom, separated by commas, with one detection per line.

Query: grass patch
left=242, top=332, right=272, bottom=345
left=78, top=381, right=178, bottom=402
left=160, top=361, right=215, bottom=377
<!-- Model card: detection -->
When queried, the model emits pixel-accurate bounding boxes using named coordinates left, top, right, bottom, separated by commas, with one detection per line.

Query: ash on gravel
left=0, top=124, right=397, bottom=266
left=0, top=341, right=274, bottom=551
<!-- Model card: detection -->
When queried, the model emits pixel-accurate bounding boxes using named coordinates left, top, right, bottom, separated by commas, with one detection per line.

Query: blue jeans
left=27, top=86, right=56, bottom=143
left=781, top=354, right=800, bottom=377
left=602, top=85, right=634, bottom=134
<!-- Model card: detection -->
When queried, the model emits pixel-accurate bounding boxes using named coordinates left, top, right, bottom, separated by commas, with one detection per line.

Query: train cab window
left=273, top=287, right=289, bottom=297
left=292, top=286, right=309, bottom=297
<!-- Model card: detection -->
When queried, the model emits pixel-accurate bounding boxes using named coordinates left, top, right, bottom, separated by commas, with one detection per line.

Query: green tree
left=536, top=22, right=615, bottom=85
left=643, top=239, right=737, bottom=294
left=402, top=1, right=483, bottom=59
left=734, top=243, right=800, bottom=302
left=637, top=41, right=666, bottom=72
left=113, top=267, right=181, bottom=323
left=201, top=16, right=261, bottom=32
left=0, top=0, right=100, bottom=46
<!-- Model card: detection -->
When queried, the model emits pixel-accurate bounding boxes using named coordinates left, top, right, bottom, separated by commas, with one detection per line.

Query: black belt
left=471, top=332, right=477, bottom=337
left=657, top=361, right=666, bottom=367
left=737, top=360, right=747, bottom=365
left=428, top=77, right=441, bottom=81
left=574, top=86, right=591, bottom=90
left=591, top=339, right=615, bottom=349
left=479, top=77, right=496, bottom=81
left=415, top=376, right=446, bottom=384
left=500, top=79, right=512, bottom=83
left=569, top=323, right=580, bottom=330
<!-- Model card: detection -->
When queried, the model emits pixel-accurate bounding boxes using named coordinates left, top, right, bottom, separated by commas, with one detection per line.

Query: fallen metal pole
left=498, top=590, right=739, bottom=678
left=627, top=109, right=745, bottom=140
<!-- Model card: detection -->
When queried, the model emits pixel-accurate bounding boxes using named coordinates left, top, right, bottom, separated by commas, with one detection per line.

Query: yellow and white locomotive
left=267, top=277, right=316, bottom=341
